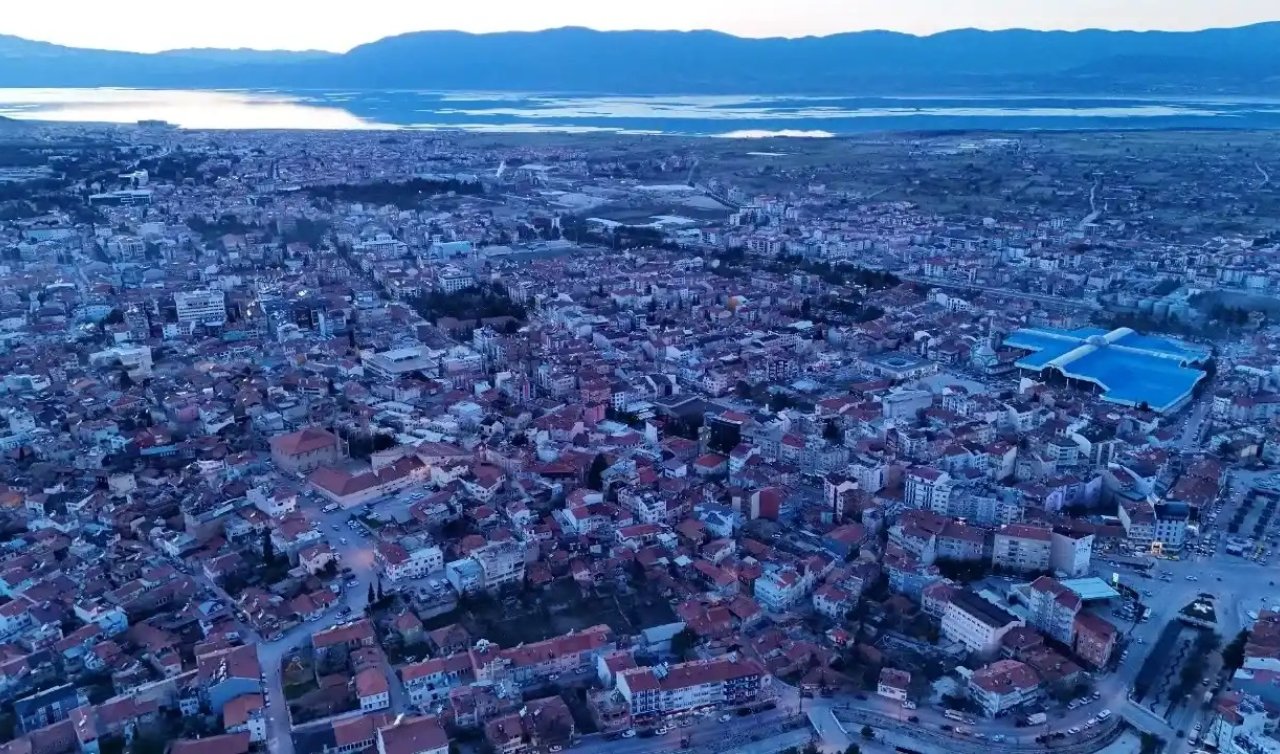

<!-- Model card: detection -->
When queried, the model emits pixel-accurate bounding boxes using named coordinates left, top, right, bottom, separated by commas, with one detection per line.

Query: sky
left=3, top=0, right=1277, bottom=53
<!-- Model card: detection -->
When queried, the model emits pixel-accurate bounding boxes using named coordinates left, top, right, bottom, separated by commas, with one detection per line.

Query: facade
left=270, top=427, right=341, bottom=474
left=174, top=289, right=228, bottom=326
left=616, top=657, right=770, bottom=720
left=1073, top=612, right=1118, bottom=668
left=942, top=591, right=1025, bottom=656
left=991, top=525, right=1053, bottom=573
left=1024, top=576, right=1081, bottom=644
left=1049, top=529, right=1094, bottom=578
left=968, top=660, right=1041, bottom=717
left=876, top=668, right=911, bottom=702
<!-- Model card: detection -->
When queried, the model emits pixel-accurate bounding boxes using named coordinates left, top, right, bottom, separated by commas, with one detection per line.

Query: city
left=0, top=118, right=1276, bottom=754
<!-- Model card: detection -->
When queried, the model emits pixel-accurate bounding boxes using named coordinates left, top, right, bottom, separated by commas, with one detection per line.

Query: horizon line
left=3, top=20, right=1277, bottom=56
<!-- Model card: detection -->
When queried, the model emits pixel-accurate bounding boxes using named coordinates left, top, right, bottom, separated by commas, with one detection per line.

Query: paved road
left=897, top=274, right=1099, bottom=312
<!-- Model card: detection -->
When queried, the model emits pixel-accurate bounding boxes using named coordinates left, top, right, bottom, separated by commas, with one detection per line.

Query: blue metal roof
left=1004, top=326, right=1208, bottom=412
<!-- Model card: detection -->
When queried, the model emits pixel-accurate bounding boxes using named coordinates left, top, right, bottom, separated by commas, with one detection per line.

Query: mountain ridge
left=0, top=24, right=1278, bottom=93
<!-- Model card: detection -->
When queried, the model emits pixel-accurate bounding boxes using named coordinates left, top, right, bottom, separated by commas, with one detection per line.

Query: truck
left=944, top=710, right=966, bottom=722
left=1025, top=713, right=1048, bottom=726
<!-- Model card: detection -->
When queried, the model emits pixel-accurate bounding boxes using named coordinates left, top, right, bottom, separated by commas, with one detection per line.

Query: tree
left=860, top=725, right=875, bottom=740
left=118, top=369, right=134, bottom=389
left=844, top=746, right=861, bottom=754
left=823, top=420, right=843, bottom=444
left=1223, top=629, right=1249, bottom=672
left=671, top=627, right=698, bottom=660
left=367, top=582, right=376, bottom=604
left=587, top=453, right=608, bottom=491
left=261, top=528, right=275, bottom=565
left=376, top=580, right=385, bottom=602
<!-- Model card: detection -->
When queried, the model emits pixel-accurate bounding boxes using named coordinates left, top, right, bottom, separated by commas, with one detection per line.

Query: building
left=877, top=668, right=911, bottom=702
left=1050, top=528, right=1094, bottom=578
left=1119, top=499, right=1190, bottom=554
left=1023, top=576, right=1081, bottom=644
left=1003, top=326, right=1210, bottom=414
left=365, top=347, right=436, bottom=382
left=401, top=654, right=475, bottom=708
left=174, top=289, right=228, bottom=326
left=222, top=694, right=268, bottom=743
left=992, top=525, right=1052, bottom=573
left=196, top=644, right=262, bottom=715
left=941, top=591, right=1025, bottom=656
left=1073, top=612, right=1118, bottom=668
left=968, top=660, right=1041, bottom=717
left=271, top=427, right=341, bottom=474
left=376, top=715, right=450, bottom=754
left=905, top=468, right=953, bottom=512
left=376, top=542, right=444, bottom=583
left=356, top=668, right=390, bottom=712
left=1210, top=694, right=1280, bottom=754
left=471, top=540, right=525, bottom=590
left=616, top=657, right=770, bottom=721
left=754, top=567, right=806, bottom=613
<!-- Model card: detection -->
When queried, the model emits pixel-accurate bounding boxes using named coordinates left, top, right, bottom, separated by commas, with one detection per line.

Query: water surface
left=4, top=88, right=1280, bottom=135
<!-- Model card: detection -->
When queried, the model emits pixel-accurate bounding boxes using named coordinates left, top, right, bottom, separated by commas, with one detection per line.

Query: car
left=657, top=726, right=669, bottom=735
left=992, top=735, right=1005, bottom=743
left=1069, top=727, right=1081, bottom=735
left=1099, top=710, right=1112, bottom=720
left=902, top=701, right=917, bottom=710
left=340, top=606, right=352, bottom=615
left=1091, top=692, right=1101, bottom=701
left=719, top=714, right=733, bottom=723
left=550, top=747, right=562, bottom=753
left=1193, top=724, right=1202, bottom=737
left=340, top=537, right=348, bottom=545
left=621, top=730, right=636, bottom=739
left=331, top=524, right=340, bottom=531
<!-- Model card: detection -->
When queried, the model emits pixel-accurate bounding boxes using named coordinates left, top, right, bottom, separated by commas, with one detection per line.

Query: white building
left=968, top=660, right=1040, bottom=717
left=615, top=657, right=770, bottom=719
left=174, top=289, right=227, bottom=326
left=1049, top=529, right=1093, bottom=578
left=991, top=524, right=1053, bottom=573
left=377, top=541, right=444, bottom=582
left=904, top=468, right=953, bottom=511
left=472, top=540, right=525, bottom=590
left=941, top=591, right=1024, bottom=656
left=753, top=566, right=806, bottom=613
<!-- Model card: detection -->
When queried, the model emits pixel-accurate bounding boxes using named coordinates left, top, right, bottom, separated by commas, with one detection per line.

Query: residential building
left=942, top=591, right=1025, bottom=656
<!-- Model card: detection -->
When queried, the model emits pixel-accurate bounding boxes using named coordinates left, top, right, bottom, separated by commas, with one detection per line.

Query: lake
left=3, top=88, right=1280, bottom=135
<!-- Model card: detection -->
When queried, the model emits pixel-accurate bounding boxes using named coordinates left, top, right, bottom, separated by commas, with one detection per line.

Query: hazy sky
left=4, top=0, right=1277, bottom=53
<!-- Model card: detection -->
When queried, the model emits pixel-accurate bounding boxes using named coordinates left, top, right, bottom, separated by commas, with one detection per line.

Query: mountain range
left=2, top=24, right=1279, bottom=94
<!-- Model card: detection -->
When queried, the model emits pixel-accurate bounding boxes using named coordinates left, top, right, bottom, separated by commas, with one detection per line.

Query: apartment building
left=174, top=289, right=227, bottom=326
left=991, top=524, right=1052, bottom=573
left=968, top=660, right=1041, bottom=717
left=1024, top=576, right=1081, bottom=644
left=616, top=657, right=769, bottom=720
left=941, top=591, right=1025, bottom=656
left=1049, top=528, right=1094, bottom=578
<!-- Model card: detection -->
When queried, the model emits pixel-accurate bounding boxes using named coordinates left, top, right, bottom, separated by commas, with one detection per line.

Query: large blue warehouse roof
left=1003, top=326, right=1209, bottom=413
